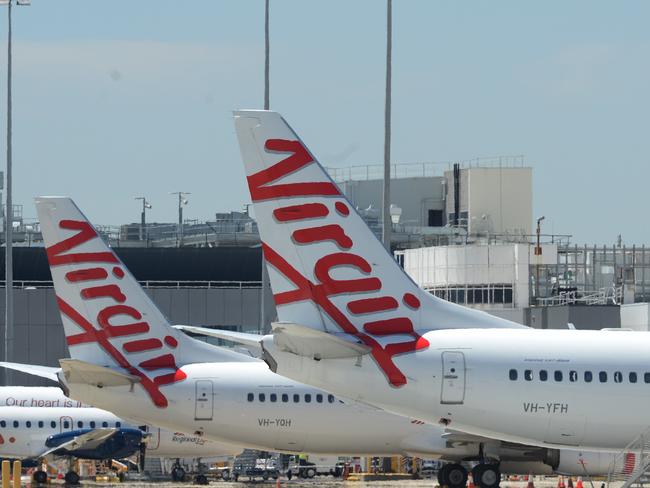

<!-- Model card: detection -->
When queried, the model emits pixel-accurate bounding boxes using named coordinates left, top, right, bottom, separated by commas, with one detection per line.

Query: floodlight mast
left=170, top=192, right=190, bottom=247
left=3, top=0, right=30, bottom=385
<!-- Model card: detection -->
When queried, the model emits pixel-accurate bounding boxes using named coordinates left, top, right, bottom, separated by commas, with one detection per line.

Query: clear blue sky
left=3, top=1, right=650, bottom=243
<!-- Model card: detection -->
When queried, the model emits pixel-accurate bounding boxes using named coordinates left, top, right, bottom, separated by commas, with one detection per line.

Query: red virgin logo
left=248, top=139, right=430, bottom=387
left=47, top=220, right=186, bottom=408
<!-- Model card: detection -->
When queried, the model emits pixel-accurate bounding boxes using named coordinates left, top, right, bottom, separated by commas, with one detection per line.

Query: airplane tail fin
left=233, top=110, right=525, bottom=387
left=35, top=197, right=254, bottom=407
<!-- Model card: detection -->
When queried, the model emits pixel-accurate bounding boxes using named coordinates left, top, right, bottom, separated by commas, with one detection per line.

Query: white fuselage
left=264, top=328, right=650, bottom=450
left=0, top=402, right=241, bottom=460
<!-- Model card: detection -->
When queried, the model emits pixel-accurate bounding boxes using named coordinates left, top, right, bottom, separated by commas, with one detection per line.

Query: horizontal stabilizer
left=272, top=322, right=371, bottom=359
left=59, top=359, right=141, bottom=388
left=0, top=362, right=60, bottom=382
left=175, top=325, right=263, bottom=348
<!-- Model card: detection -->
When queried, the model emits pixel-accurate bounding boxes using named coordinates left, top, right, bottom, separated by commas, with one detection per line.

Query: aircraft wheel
left=473, top=464, right=500, bottom=488
left=445, top=464, right=467, bottom=488
left=262, top=472, right=269, bottom=480
left=195, top=474, right=209, bottom=485
left=305, top=467, right=316, bottom=478
left=438, top=465, right=450, bottom=486
left=64, top=471, right=80, bottom=485
left=32, top=470, right=48, bottom=484
left=171, top=466, right=186, bottom=482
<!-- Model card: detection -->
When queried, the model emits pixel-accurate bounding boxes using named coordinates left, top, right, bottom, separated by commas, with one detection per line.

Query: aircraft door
left=440, top=351, right=466, bottom=404
left=59, top=416, right=73, bottom=433
left=194, top=380, right=214, bottom=421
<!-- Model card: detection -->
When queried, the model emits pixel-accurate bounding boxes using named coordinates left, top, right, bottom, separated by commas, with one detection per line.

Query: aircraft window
left=0, top=421, right=5, bottom=428
left=38, top=421, right=44, bottom=428
left=305, top=394, right=312, bottom=403
left=584, top=371, right=593, bottom=383
left=63, top=421, right=69, bottom=429
left=293, top=394, right=299, bottom=403
left=50, top=421, right=55, bottom=428
left=509, top=369, right=518, bottom=381
left=102, top=422, right=108, bottom=428
left=77, top=421, right=83, bottom=429
left=281, top=394, right=288, bottom=403
left=645, top=373, right=650, bottom=383
left=569, top=371, right=577, bottom=382
left=554, top=371, right=563, bottom=382
left=115, top=422, right=121, bottom=428
left=316, top=394, right=323, bottom=403
left=599, top=371, right=608, bottom=383
left=328, top=395, right=335, bottom=403
left=259, top=393, right=265, bottom=402
left=614, top=372, right=623, bottom=383
left=270, top=393, right=277, bottom=403
left=90, top=421, right=96, bottom=428
left=13, top=421, right=18, bottom=428
left=247, top=393, right=254, bottom=402
left=524, top=370, right=533, bottom=381
left=630, top=372, right=638, bottom=383
left=539, top=370, right=548, bottom=382
left=25, top=421, right=31, bottom=428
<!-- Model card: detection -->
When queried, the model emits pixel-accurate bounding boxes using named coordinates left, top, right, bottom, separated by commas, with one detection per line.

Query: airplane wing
left=38, top=428, right=118, bottom=458
left=272, top=322, right=371, bottom=359
left=0, top=362, right=60, bottom=382
left=174, top=325, right=263, bottom=348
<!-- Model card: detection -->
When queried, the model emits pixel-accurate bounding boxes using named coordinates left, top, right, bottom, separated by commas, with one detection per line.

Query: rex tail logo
left=248, top=139, right=430, bottom=387
left=47, top=219, right=185, bottom=408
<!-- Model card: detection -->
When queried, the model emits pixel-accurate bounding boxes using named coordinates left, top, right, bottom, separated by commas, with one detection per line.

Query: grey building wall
left=0, top=286, right=275, bottom=387
left=524, top=305, right=620, bottom=330
left=338, top=177, right=445, bottom=227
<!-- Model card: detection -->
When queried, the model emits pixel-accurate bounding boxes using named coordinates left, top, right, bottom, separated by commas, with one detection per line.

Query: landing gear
left=32, top=470, right=48, bottom=484
left=472, top=464, right=500, bottom=488
left=438, top=463, right=468, bottom=488
left=171, top=466, right=186, bottom=482
left=64, top=471, right=80, bottom=485
left=194, top=474, right=208, bottom=485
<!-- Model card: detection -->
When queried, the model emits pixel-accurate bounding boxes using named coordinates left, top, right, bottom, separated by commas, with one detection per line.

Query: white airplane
left=0, top=197, right=630, bottom=488
left=228, top=109, right=650, bottom=454
left=0, top=386, right=241, bottom=484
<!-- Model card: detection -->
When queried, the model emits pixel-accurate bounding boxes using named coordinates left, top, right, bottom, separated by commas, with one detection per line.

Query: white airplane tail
left=35, top=197, right=253, bottom=408
left=233, top=110, right=525, bottom=387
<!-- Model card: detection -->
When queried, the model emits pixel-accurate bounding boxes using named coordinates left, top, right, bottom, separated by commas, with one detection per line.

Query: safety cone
left=557, top=476, right=566, bottom=488
left=568, top=477, right=574, bottom=488
left=527, top=474, right=535, bottom=488
left=576, top=478, right=584, bottom=488
left=468, top=473, right=475, bottom=488
left=275, top=476, right=280, bottom=488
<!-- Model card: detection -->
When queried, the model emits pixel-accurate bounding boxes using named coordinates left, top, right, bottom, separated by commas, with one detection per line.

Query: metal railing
left=326, top=155, right=526, bottom=182
left=0, top=280, right=262, bottom=289
left=607, top=427, right=650, bottom=488
left=536, top=286, right=622, bottom=306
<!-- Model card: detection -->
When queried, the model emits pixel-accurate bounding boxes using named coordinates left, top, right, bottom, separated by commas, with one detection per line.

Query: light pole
left=134, top=197, right=152, bottom=243
left=535, top=216, right=545, bottom=303
left=2, top=0, right=30, bottom=385
left=170, top=192, right=190, bottom=247
left=264, top=0, right=270, bottom=110
left=382, top=0, right=392, bottom=252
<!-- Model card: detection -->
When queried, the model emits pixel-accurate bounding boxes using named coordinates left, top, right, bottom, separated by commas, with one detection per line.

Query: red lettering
left=66, top=268, right=108, bottom=282
left=363, top=317, right=414, bottom=336
left=292, top=224, right=353, bottom=249
left=81, top=284, right=126, bottom=303
left=122, top=338, right=162, bottom=353
left=57, top=296, right=178, bottom=407
left=247, top=139, right=340, bottom=201
left=139, top=354, right=177, bottom=371
left=97, top=305, right=149, bottom=338
left=348, top=297, right=398, bottom=315
left=314, top=253, right=380, bottom=296
left=274, top=203, right=329, bottom=222
left=47, top=220, right=119, bottom=266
